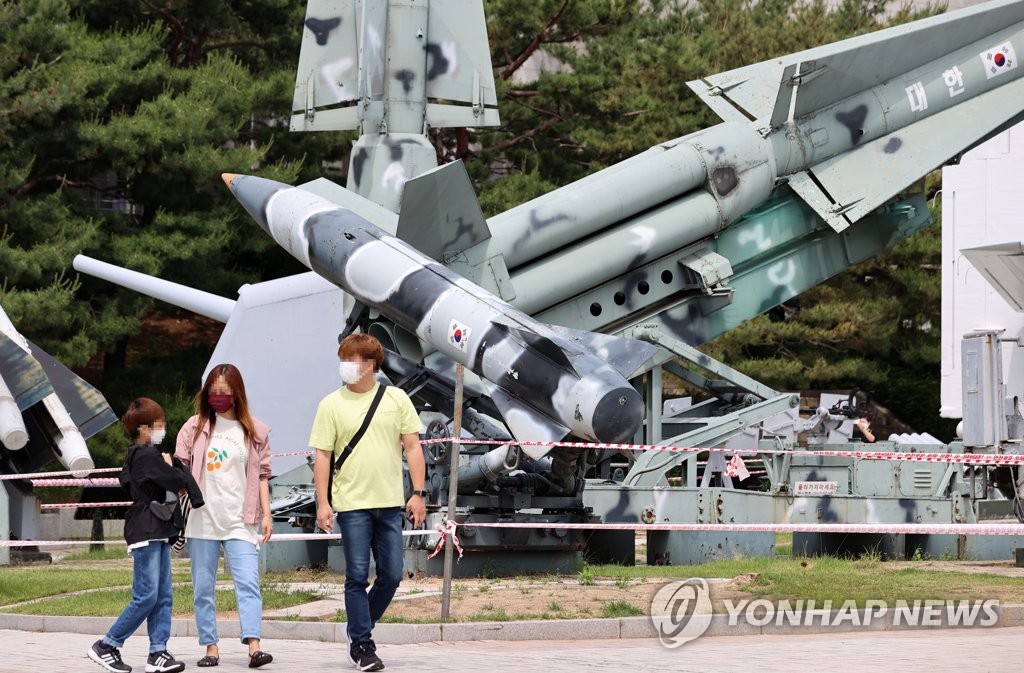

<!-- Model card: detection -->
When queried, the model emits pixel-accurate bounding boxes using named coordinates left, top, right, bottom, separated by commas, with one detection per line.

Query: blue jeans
left=188, top=538, right=262, bottom=645
left=338, top=507, right=405, bottom=647
left=104, top=541, right=173, bottom=653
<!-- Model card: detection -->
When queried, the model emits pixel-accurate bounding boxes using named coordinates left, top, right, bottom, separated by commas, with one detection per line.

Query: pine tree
left=0, top=1, right=348, bottom=367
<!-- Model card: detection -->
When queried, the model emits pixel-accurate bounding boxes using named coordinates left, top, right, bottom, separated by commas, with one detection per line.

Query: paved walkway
left=8, top=626, right=1024, bottom=673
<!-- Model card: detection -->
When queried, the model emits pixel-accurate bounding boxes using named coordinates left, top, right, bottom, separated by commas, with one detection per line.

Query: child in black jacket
left=88, top=398, right=200, bottom=673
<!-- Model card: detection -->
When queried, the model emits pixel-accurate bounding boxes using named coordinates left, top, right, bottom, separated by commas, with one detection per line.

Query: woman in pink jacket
left=175, top=363, right=274, bottom=669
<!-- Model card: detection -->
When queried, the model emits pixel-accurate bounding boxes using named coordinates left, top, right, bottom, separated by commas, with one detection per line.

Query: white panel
left=941, top=130, right=1024, bottom=419
left=206, top=273, right=353, bottom=474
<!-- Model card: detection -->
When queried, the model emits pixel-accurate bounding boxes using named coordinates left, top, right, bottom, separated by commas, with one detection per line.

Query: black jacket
left=119, top=443, right=203, bottom=546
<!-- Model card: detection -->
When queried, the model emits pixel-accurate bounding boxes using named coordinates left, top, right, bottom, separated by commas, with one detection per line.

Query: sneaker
left=146, top=651, right=185, bottom=673
left=88, top=640, right=132, bottom=673
left=348, top=642, right=384, bottom=671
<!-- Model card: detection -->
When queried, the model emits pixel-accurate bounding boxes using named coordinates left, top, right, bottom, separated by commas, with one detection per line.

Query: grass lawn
left=2, top=541, right=1022, bottom=621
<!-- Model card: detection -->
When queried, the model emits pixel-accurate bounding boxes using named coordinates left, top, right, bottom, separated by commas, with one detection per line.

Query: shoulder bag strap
left=328, top=383, right=388, bottom=508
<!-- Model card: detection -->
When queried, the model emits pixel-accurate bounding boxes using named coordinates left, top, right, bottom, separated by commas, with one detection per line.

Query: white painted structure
left=940, top=122, right=1024, bottom=419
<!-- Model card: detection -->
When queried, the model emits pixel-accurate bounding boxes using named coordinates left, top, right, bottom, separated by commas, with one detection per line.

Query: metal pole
left=90, top=508, right=104, bottom=553
left=440, top=364, right=464, bottom=620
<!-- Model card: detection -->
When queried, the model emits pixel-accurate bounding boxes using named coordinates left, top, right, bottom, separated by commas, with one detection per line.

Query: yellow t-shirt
left=308, top=383, right=421, bottom=512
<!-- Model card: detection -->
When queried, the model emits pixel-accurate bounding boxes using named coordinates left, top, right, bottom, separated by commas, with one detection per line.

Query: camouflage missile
left=439, top=0, right=1024, bottom=313
left=222, top=173, right=658, bottom=452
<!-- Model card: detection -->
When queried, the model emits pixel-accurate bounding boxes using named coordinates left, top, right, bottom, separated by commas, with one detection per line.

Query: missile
left=222, top=173, right=659, bottom=453
left=398, top=0, right=1024, bottom=318
left=0, top=305, right=116, bottom=475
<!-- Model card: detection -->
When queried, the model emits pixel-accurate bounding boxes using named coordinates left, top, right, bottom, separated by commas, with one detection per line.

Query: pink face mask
left=208, top=393, right=234, bottom=413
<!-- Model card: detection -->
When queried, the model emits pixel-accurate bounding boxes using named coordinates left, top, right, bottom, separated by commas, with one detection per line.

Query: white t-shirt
left=185, top=417, right=258, bottom=545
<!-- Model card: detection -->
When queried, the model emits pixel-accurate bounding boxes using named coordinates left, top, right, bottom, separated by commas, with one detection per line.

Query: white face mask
left=339, top=361, right=364, bottom=385
left=150, top=428, right=166, bottom=445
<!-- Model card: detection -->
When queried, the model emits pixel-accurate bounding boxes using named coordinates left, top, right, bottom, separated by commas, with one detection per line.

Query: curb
left=2, top=603, right=1022, bottom=643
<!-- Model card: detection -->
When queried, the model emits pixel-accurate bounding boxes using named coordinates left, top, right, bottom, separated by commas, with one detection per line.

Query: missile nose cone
left=221, top=173, right=273, bottom=233
left=591, top=387, right=645, bottom=444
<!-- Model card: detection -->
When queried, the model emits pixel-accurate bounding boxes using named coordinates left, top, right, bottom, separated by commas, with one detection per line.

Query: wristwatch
left=412, top=489, right=428, bottom=497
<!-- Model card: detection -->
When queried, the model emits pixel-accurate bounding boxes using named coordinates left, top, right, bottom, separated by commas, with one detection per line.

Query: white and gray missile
left=0, top=371, right=27, bottom=451
left=223, top=173, right=659, bottom=452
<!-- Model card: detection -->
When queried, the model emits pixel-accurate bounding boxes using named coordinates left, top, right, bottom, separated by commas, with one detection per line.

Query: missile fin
left=786, top=171, right=857, bottom=233
left=545, top=325, right=661, bottom=380
left=25, top=340, right=117, bottom=440
left=489, top=320, right=579, bottom=377
left=397, top=160, right=491, bottom=261
left=291, top=0, right=360, bottom=132
left=422, top=1, right=501, bottom=128
left=482, top=381, right=570, bottom=459
left=687, top=64, right=779, bottom=123
left=291, top=1, right=500, bottom=132
left=802, top=76, right=1024, bottom=228
left=961, top=242, right=1024, bottom=313
left=0, top=332, right=52, bottom=410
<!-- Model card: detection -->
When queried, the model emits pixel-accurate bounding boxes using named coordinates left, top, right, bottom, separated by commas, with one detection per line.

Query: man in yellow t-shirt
left=311, top=333, right=426, bottom=672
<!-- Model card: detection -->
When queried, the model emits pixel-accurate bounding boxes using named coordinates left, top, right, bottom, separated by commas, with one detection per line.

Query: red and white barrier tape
left=273, top=450, right=316, bottom=458
left=31, top=478, right=119, bottom=487
left=427, top=519, right=464, bottom=561
left=4, top=520, right=1024, bottom=547
left=0, top=530, right=432, bottom=547
left=462, top=521, right=1024, bottom=536
left=422, top=438, right=1024, bottom=466
left=0, top=539, right=127, bottom=548
left=0, top=467, right=120, bottom=481
left=270, top=531, right=431, bottom=542
left=39, top=501, right=131, bottom=509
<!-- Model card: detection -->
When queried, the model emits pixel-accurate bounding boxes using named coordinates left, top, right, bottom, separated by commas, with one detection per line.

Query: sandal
left=248, top=650, right=273, bottom=668
left=197, top=654, right=219, bottom=667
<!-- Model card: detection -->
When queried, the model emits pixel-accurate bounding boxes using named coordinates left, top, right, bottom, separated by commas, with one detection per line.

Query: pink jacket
left=174, top=414, right=272, bottom=526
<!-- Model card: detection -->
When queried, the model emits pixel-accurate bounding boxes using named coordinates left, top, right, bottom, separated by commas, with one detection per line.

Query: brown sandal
left=197, top=654, right=219, bottom=667
left=248, top=650, right=273, bottom=668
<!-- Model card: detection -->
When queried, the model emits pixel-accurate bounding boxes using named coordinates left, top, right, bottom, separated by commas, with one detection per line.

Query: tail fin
left=0, top=332, right=52, bottom=410
left=545, top=324, right=660, bottom=380
left=480, top=380, right=570, bottom=459
left=490, top=320, right=579, bottom=378
left=961, top=242, right=1024, bottom=313
left=0, top=331, right=116, bottom=473
left=421, top=0, right=501, bottom=128
left=292, top=0, right=500, bottom=131
left=26, top=340, right=117, bottom=440
left=397, top=160, right=491, bottom=260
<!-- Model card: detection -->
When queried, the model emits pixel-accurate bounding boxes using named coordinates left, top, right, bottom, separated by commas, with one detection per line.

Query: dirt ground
left=883, top=559, right=1024, bottom=577
left=374, top=561, right=1024, bottom=622
left=375, top=573, right=762, bottom=622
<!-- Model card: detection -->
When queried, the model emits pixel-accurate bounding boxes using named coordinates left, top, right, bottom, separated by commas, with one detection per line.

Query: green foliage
left=0, top=0, right=340, bottom=368
left=600, top=599, right=643, bottom=618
